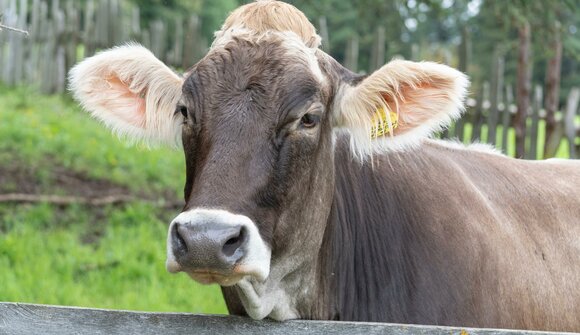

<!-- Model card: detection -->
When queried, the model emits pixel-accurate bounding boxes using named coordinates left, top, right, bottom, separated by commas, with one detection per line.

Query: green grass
left=0, top=86, right=227, bottom=313
left=0, top=86, right=185, bottom=197
left=0, top=203, right=225, bottom=313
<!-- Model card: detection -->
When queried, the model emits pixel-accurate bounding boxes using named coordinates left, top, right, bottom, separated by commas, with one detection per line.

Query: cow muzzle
left=165, top=209, right=271, bottom=286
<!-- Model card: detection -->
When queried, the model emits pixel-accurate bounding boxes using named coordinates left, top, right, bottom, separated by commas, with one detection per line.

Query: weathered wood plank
left=0, top=303, right=574, bottom=335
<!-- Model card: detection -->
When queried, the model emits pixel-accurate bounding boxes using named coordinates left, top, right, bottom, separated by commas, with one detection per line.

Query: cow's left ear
left=69, top=44, right=184, bottom=147
left=333, top=59, right=468, bottom=159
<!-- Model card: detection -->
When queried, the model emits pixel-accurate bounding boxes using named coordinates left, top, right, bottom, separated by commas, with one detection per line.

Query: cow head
left=69, top=0, right=467, bottom=320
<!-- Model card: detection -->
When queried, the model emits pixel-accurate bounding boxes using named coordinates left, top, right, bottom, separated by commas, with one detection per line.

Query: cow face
left=166, top=33, right=336, bottom=288
left=69, top=0, right=467, bottom=320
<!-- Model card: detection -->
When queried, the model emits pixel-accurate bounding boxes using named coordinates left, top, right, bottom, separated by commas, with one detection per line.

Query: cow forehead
left=180, top=29, right=329, bottom=145
left=209, top=27, right=325, bottom=84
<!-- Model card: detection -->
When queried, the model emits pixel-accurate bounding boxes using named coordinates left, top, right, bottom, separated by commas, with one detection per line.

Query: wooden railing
left=0, top=302, right=574, bottom=335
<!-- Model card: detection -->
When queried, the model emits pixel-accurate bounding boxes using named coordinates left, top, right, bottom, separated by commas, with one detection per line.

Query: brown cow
left=69, top=1, right=580, bottom=331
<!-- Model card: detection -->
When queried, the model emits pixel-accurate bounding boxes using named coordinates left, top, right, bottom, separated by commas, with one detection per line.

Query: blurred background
left=0, top=0, right=578, bottom=313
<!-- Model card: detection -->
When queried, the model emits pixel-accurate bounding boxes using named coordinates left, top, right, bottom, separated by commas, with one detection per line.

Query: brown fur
left=315, top=137, right=580, bottom=331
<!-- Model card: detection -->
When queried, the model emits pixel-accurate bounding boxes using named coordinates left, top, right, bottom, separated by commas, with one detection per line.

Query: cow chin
left=186, top=272, right=245, bottom=286
left=182, top=263, right=270, bottom=287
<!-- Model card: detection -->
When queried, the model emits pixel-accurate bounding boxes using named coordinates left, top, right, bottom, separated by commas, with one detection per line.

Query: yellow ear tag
left=370, top=107, right=398, bottom=139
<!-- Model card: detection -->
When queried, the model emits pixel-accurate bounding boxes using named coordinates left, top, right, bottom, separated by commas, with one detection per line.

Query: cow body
left=220, top=136, right=580, bottom=330
left=69, top=1, right=580, bottom=332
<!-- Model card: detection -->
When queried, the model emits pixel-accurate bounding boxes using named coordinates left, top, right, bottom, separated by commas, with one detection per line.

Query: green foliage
left=0, top=86, right=226, bottom=313
left=200, top=0, right=240, bottom=39
left=0, top=203, right=226, bottom=313
left=127, top=0, right=202, bottom=25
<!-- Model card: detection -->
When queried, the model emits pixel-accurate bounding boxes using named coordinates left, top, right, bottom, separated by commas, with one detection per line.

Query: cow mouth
left=184, top=265, right=262, bottom=286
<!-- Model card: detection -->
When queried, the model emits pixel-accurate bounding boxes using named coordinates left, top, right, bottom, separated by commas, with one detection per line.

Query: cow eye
left=300, top=113, right=319, bottom=129
left=178, top=105, right=188, bottom=119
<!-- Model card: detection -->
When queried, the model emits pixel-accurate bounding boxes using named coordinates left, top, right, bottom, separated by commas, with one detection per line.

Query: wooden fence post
left=35, top=1, right=49, bottom=93
left=40, top=0, right=56, bottom=94
left=344, top=34, right=359, bottom=73
left=0, top=2, right=4, bottom=80
left=488, top=49, right=504, bottom=146
left=64, top=1, right=80, bottom=89
left=95, top=0, right=109, bottom=49
left=12, top=0, right=27, bottom=85
left=0, top=1, right=7, bottom=81
left=182, top=14, right=202, bottom=70
left=0, top=0, right=5, bottom=81
left=53, top=1, right=66, bottom=93
left=318, top=16, right=329, bottom=51
left=515, top=20, right=531, bottom=158
left=543, top=21, right=562, bottom=159
left=129, top=6, right=140, bottom=40
left=108, top=0, right=122, bottom=46
left=167, top=16, right=184, bottom=68
left=370, top=26, right=385, bottom=72
left=453, top=26, right=470, bottom=142
left=471, top=82, right=489, bottom=142
left=3, top=0, right=17, bottom=85
left=526, top=85, right=542, bottom=159
left=25, top=0, right=40, bottom=85
left=501, top=84, right=514, bottom=153
left=458, top=26, right=469, bottom=76
left=149, top=19, right=166, bottom=61
left=83, top=0, right=96, bottom=58
left=565, top=88, right=580, bottom=159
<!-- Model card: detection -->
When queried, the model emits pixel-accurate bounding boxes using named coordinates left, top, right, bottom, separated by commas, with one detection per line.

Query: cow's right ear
left=69, top=44, right=184, bottom=147
left=331, top=59, right=468, bottom=160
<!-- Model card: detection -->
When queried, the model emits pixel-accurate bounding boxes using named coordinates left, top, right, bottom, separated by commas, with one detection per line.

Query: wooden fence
left=1, top=0, right=579, bottom=160
left=0, top=0, right=206, bottom=94
left=0, top=302, right=574, bottom=335
left=444, top=86, right=580, bottom=160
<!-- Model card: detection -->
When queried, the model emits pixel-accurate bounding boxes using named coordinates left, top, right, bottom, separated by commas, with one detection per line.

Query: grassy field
left=0, top=86, right=227, bottom=313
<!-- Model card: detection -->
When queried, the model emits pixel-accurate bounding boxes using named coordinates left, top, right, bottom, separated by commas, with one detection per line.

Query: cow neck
left=315, top=139, right=419, bottom=322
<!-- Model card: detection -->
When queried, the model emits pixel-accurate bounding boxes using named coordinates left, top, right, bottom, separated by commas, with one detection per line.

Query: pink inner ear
left=382, top=81, right=453, bottom=135
left=100, top=75, right=147, bottom=129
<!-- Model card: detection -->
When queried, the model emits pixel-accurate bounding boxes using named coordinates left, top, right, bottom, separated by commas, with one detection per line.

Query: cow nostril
left=172, top=223, right=188, bottom=255
left=222, top=226, right=247, bottom=258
